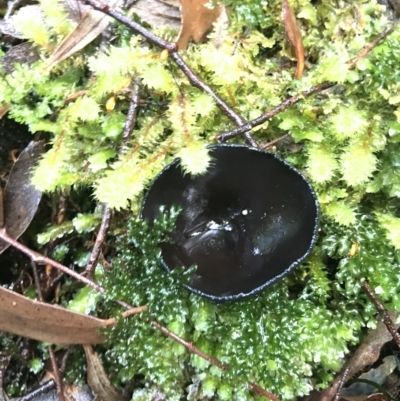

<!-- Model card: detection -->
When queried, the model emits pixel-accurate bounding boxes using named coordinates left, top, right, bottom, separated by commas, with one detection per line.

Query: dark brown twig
left=347, top=25, right=395, bottom=69
left=0, top=228, right=106, bottom=293
left=49, top=348, right=65, bottom=401
left=333, top=367, right=349, bottom=401
left=81, top=0, right=257, bottom=146
left=362, top=281, right=400, bottom=347
left=31, top=261, right=65, bottom=401
left=150, top=320, right=229, bottom=370
left=59, top=346, right=75, bottom=374
left=1, top=229, right=225, bottom=370
left=103, top=306, right=149, bottom=326
left=219, top=21, right=396, bottom=141
left=84, top=205, right=112, bottom=278
left=31, top=261, right=43, bottom=301
left=85, top=82, right=140, bottom=278
left=248, top=382, right=282, bottom=401
left=169, top=52, right=257, bottom=147
left=0, top=228, right=136, bottom=307
left=19, top=380, right=56, bottom=401
left=261, top=133, right=291, bottom=149
left=218, top=81, right=335, bottom=141
left=84, top=0, right=176, bottom=51
left=120, top=81, right=140, bottom=149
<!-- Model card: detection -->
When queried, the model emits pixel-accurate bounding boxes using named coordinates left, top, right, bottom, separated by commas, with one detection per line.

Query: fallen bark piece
left=83, top=345, right=129, bottom=401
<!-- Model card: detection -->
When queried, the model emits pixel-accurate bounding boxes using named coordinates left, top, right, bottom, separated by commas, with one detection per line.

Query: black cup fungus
left=141, top=144, right=319, bottom=302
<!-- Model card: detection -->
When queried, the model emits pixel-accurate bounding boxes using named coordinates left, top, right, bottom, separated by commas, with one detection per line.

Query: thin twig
left=0, top=229, right=140, bottom=308
left=248, top=382, right=282, bottom=401
left=103, top=306, right=149, bottom=326
left=219, top=21, right=397, bottom=141
left=0, top=228, right=106, bottom=293
left=261, top=133, right=291, bottom=149
left=85, top=82, right=140, bottom=277
left=362, top=281, right=400, bottom=347
left=84, top=205, right=112, bottom=278
left=169, top=52, right=257, bottom=147
left=31, top=261, right=65, bottom=401
left=150, top=320, right=229, bottom=370
left=1, top=229, right=227, bottom=370
left=59, top=346, right=75, bottom=373
left=83, top=0, right=176, bottom=50
left=120, top=81, right=140, bottom=149
left=31, top=261, right=44, bottom=302
left=49, top=348, right=65, bottom=401
left=19, top=381, right=56, bottom=401
left=333, top=367, right=349, bottom=401
left=218, top=81, right=335, bottom=141
left=347, top=25, right=395, bottom=69
left=81, top=0, right=257, bottom=146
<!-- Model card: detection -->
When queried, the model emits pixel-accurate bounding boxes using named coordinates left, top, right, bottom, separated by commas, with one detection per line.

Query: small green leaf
left=307, top=143, right=338, bottom=183
left=72, top=213, right=101, bottom=233
left=340, top=145, right=377, bottom=186
left=325, top=202, right=356, bottom=226
left=37, top=221, right=74, bottom=245
left=68, top=286, right=101, bottom=314
left=376, top=212, right=400, bottom=250
left=29, top=358, right=44, bottom=374
left=292, top=127, right=323, bottom=142
left=68, top=96, right=100, bottom=122
left=102, top=112, right=126, bottom=138
left=88, top=150, right=116, bottom=172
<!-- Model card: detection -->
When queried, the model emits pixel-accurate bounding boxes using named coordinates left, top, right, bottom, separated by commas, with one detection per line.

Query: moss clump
left=100, top=208, right=399, bottom=401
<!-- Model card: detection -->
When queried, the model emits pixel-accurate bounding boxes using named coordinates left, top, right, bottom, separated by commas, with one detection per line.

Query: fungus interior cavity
left=142, top=145, right=319, bottom=301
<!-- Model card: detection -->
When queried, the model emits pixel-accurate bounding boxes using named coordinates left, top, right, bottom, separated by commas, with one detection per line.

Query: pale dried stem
left=84, top=205, right=112, bottom=278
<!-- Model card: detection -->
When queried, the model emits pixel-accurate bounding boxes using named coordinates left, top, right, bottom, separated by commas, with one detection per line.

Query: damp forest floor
left=2, top=1, right=400, bottom=401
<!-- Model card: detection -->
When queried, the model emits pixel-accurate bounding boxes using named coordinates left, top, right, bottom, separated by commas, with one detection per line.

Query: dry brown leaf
left=176, top=0, right=226, bottom=50
left=44, top=0, right=120, bottom=72
left=0, top=141, right=44, bottom=254
left=282, top=0, right=305, bottom=79
left=319, top=312, right=399, bottom=401
left=0, top=105, right=10, bottom=120
left=0, top=286, right=106, bottom=344
left=83, top=345, right=129, bottom=401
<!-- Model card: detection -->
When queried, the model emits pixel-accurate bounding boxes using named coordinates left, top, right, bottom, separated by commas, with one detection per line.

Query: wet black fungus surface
left=142, top=145, right=319, bottom=302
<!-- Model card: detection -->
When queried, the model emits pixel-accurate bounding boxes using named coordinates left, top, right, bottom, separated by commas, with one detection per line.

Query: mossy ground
left=1, top=0, right=400, bottom=400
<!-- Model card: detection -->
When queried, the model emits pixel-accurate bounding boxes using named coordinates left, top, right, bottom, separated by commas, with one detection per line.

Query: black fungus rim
left=141, top=144, right=320, bottom=302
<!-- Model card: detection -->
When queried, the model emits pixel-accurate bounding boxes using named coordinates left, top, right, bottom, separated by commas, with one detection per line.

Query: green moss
left=2, top=0, right=400, bottom=399
left=99, top=209, right=400, bottom=400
